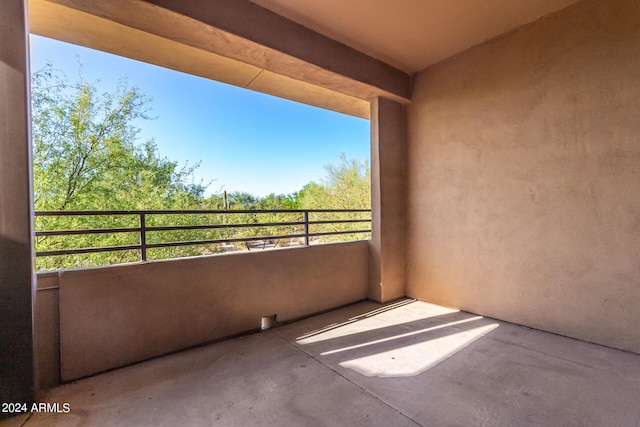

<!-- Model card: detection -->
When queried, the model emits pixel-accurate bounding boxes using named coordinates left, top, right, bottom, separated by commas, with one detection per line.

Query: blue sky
left=29, top=35, right=370, bottom=197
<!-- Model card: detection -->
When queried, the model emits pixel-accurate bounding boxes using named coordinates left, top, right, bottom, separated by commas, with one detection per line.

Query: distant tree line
left=32, top=65, right=370, bottom=270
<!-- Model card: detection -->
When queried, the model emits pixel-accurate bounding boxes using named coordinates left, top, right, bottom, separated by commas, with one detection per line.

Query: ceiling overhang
left=29, top=0, right=413, bottom=119
left=250, top=0, right=582, bottom=74
left=28, top=0, right=582, bottom=118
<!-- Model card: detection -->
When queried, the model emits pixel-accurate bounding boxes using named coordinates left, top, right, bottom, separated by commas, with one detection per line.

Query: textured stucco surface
left=0, top=0, right=35, bottom=409
left=59, top=242, right=368, bottom=381
left=369, top=97, right=406, bottom=302
left=406, top=0, right=640, bottom=353
left=34, top=274, right=60, bottom=391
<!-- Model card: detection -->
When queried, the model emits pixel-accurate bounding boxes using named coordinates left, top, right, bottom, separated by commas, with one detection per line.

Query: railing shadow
left=289, top=303, right=500, bottom=377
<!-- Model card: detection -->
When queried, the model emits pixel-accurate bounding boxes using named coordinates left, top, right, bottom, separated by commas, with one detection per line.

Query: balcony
left=30, top=209, right=372, bottom=386
left=4, top=0, right=640, bottom=424
left=10, top=299, right=640, bottom=426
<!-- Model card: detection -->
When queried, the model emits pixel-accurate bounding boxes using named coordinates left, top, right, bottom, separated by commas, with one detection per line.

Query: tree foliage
left=296, top=154, right=371, bottom=241
left=32, top=65, right=209, bottom=269
left=31, top=64, right=205, bottom=212
left=296, top=153, right=370, bottom=210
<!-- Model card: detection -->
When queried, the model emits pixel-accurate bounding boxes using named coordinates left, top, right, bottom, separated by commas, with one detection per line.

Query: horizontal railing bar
left=34, top=220, right=371, bottom=237
left=36, top=227, right=141, bottom=237
left=35, top=220, right=371, bottom=236
left=145, top=221, right=305, bottom=232
left=145, top=219, right=369, bottom=233
left=145, top=234, right=308, bottom=249
left=36, top=244, right=141, bottom=257
left=309, top=229, right=371, bottom=237
left=35, top=208, right=371, bottom=216
left=35, top=230, right=371, bottom=257
left=308, top=219, right=371, bottom=225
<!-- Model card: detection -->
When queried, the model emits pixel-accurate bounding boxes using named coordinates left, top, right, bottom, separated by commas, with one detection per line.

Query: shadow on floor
left=7, top=299, right=640, bottom=427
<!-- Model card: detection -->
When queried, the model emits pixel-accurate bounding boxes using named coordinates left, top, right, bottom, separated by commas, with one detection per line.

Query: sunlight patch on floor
left=319, top=315, right=485, bottom=356
left=339, top=323, right=499, bottom=377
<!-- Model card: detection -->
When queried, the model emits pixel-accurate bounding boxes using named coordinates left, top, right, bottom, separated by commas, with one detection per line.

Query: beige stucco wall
left=58, top=242, right=368, bottom=381
left=406, top=0, right=640, bottom=353
left=35, top=273, right=61, bottom=391
left=369, top=97, right=407, bottom=302
left=1, top=0, right=35, bottom=406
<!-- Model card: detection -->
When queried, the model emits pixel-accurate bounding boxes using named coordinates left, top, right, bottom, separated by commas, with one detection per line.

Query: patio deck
left=5, top=299, right=640, bottom=427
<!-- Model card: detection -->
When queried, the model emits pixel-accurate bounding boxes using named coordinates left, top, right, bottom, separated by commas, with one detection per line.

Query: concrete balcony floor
left=6, top=299, right=640, bottom=427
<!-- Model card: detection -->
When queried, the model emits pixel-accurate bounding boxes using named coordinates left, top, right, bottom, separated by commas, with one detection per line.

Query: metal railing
left=35, top=209, right=371, bottom=264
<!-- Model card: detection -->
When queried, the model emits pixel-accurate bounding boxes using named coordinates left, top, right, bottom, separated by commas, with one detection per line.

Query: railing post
left=304, top=211, right=309, bottom=246
left=139, top=213, right=147, bottom=261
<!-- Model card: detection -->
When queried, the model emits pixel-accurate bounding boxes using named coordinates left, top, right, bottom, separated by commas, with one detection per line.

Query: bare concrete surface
left=5, top=299, right=640, bottom=427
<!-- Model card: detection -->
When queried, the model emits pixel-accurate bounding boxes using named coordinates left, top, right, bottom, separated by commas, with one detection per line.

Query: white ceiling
left=250, top=0, right=580, bottom=74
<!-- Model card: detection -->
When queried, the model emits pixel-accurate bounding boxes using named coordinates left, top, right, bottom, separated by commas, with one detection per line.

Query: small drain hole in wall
left=261, top=314, right=277, bottom=330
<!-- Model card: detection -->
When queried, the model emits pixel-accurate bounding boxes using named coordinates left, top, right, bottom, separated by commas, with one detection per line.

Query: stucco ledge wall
left=56, top=241, right=368, bottom=381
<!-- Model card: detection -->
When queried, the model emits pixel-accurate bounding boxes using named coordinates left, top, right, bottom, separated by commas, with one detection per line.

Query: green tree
left=297, top=154, right=371, bottom=242
left=31, top=65, right=211, bottom=269
left=298, top=153, right=370, bottom=210
left=31, top=64, right=206, bottom=211
left=256, top=193, right=298, bottom=210
left=226, top=191, right=258, bottom=209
